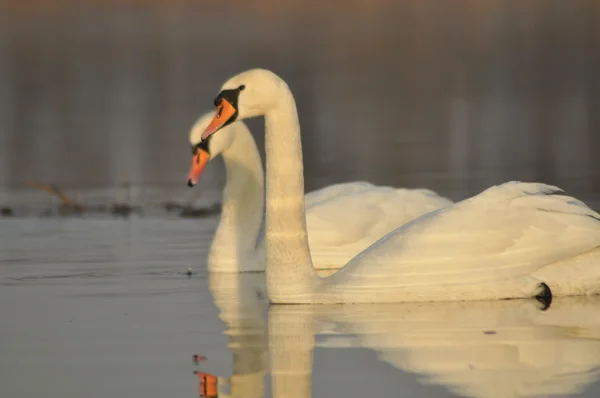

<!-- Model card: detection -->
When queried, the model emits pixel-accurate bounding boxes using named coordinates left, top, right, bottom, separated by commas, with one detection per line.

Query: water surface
left=2, top=217, right=600, bottom=397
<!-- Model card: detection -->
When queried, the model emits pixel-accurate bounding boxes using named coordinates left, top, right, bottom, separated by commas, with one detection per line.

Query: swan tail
left=533, top=247, right=600, bottom=297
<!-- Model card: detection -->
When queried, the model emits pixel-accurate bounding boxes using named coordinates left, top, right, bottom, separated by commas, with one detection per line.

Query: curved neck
left=208, top=128, right=265, bottom=272
left=263, top=85, right=317, bottom=302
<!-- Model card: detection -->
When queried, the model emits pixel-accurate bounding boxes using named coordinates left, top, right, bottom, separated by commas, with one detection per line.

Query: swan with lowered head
left=187, top=112, right=452, bottom=273
left=196, top=68, right=600, bottom=304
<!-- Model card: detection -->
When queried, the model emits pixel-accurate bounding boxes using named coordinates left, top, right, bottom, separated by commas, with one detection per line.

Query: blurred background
left=1, top=0, right=599, bottom=213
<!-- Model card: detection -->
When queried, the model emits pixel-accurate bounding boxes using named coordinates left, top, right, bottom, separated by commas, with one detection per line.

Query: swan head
left=199, top=68, right=285, bottom=141
left=187, top=111, right=239, bottom=187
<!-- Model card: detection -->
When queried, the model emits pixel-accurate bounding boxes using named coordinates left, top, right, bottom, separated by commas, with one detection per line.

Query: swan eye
left=238, top=85, right=245, bottom=91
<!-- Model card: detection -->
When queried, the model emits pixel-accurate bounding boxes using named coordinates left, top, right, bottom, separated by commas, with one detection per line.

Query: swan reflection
left=196, top=272, right=268, bottom=398
left=202, top=275, right=600, bottom=398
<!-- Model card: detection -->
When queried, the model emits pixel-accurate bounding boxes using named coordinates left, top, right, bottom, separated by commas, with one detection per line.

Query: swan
left=186, top=112, right=452, bottom=272
left=197, top=68, right=600, bottom=304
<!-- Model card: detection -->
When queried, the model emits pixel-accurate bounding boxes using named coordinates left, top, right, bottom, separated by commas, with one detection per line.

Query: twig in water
left=30, top=182, right=86, bottom=214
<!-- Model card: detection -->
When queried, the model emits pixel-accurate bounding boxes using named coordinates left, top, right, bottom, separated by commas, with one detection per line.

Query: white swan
left=186, top=112, right=452, bottom=272
left=198, top=68, right=600, bottom=304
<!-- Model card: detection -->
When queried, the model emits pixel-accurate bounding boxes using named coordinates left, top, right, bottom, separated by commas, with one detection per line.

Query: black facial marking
left=192, top=138, right=210, bottom=155
left=212, top=86, right=243, bottom=128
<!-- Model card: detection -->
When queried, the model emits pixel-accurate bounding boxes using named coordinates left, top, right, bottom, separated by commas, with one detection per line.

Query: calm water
left=2, top=217, right=600, bottom=398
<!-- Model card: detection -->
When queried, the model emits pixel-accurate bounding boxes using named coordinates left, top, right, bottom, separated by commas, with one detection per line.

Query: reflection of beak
left=193, top=371, right=218, bottom=398
left=201, top=98, right=237, bottom=141
left=192, top=354, right=207, bottom=365
left=187, top=148, right=210, bottom=187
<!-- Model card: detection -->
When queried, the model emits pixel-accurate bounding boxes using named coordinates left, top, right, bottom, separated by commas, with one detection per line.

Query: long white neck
left=263, top=84, right=317, bottom=301
left=208, top=127, right=265, bottom=272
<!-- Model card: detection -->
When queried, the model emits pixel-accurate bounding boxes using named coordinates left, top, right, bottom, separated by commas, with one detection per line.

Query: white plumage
left=200, top=68, right=600, bottom=304
left=189, top=113, right=451, bottom=273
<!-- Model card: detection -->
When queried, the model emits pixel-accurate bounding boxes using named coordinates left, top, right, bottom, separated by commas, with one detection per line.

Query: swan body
left=188, top=113, right=451, bottom=272
left=199, top=68, right=600, bottom=304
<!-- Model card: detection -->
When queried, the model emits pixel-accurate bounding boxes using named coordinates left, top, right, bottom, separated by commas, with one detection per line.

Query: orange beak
left=201, top=98, right=237, bottom=141
left=187, top=147, right=211, bottom=187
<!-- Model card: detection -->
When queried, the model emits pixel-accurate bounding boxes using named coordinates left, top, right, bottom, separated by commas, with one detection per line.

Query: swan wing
left=329, top=182, right=600, bottom=292
left=305, top=182, right=452, bottom=247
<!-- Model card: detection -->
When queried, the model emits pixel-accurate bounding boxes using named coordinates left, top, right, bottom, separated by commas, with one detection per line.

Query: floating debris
left=2, top=183, right=223, bottom=218
left=193, top=354, right=207, bottom=365
left=163, top=201, right=185, bottom=212
left=163, top=200, right=221, bottom=218
left=179, top=203, right=221, bottom=218
left=110, top=203, right=139, bottom=218
left=31, top=182, right=86, bottom=215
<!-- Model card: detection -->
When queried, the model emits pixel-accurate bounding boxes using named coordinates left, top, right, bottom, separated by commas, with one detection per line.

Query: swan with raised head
left=195, top=68, right=600, bottom=304
left=187, top=112, right=452, bottom=272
